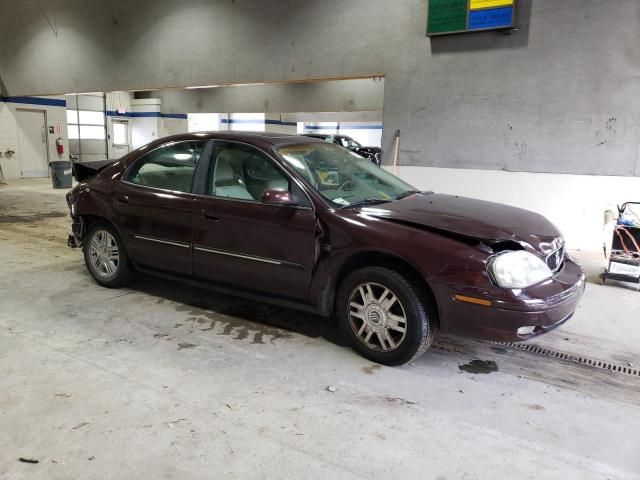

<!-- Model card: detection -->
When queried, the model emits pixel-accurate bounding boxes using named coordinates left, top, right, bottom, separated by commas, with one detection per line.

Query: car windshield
left=277, top=143, right=417, bottom=207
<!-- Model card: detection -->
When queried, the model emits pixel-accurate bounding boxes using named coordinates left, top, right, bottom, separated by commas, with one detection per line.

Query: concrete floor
left=1, top=178, right=639, bottom=479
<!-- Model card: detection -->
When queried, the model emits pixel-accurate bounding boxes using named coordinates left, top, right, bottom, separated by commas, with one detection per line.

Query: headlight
left=488, top=251, right=552, bottom=289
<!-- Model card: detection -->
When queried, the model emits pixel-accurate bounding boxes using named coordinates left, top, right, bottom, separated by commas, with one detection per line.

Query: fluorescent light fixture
left=185, top=85, right=223, bottom=90
left=185, top=82, right=268, bottom=90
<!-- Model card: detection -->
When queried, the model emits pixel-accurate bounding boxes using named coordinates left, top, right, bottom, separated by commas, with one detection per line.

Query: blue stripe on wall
left=265, top=119, right=297, bottom=127
left=106, top=110, right=129, bottom=117
left=107, top=111, right=187, bottom=119
left=1, top=96, right=66, bottom=107
left=162, top=113, right=188, bottom=119
left=221, top=118, right=265, bottom=125
left=339, top=124, right=384, bottom=130
left=130, top=112, right=161, bottom=118
left=304, top=125, right=338, bottom=130
left=220, top=119, right=297, bottom=127
left=305, top=124, right=383, bottom=131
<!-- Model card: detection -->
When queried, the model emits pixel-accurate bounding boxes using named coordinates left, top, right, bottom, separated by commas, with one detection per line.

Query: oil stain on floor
left=138, top=276, right=348, bottom=348
left=362, top=364, right=382, bottom=375
left=458, top=359, right=499, bottom=374
left=174, top=302, right=295, bottom=345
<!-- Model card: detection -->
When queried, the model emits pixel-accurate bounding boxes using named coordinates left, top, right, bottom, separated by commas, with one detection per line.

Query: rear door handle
left=114, top=193, right=129, bottom=204
left=201, top=211, right=221, bottom=223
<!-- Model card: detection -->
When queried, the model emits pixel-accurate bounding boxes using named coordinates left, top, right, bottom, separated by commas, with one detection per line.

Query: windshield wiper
left=340, top=198, right=392, bottom=209
left=394, top=190, right=422, bottom=200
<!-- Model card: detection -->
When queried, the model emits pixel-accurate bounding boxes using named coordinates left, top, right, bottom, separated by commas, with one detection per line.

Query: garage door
left=66, top=94, right=108, bottom=163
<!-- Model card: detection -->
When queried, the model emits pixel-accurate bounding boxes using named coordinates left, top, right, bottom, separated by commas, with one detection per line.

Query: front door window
left=208, top=142, right=289, bottom=201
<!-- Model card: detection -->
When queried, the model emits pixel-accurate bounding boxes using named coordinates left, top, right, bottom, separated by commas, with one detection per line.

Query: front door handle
left=114, top=193, right=129, bottom=204
left=201, top=211, right=221, bottom=223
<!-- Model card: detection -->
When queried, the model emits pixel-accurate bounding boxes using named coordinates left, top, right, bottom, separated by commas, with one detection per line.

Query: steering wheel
left=338, top=180, right=354, bottom=192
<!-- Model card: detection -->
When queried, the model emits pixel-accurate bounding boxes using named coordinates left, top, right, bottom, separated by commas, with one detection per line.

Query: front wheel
left=337, top=267, right=437, bottom=366
left=83, top=222, right=133, bottom=288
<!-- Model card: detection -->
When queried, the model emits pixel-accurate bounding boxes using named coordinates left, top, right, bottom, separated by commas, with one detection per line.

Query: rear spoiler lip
left=72, top=160, right=117, bottom=182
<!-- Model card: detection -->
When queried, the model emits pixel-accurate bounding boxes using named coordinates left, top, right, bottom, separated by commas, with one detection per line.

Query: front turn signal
left=453, top=294, right=492, bottom=307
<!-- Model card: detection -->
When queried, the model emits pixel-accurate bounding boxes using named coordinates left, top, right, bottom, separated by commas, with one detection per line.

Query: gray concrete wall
left=1, top=0, right=639, bottom=176
left=136, top=78, right=384, bottom=115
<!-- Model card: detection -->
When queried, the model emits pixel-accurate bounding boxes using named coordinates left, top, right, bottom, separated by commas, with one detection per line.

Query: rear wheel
left=337, top=267, right=436, bottom=366
left=83, top=222, right=132, bottom=288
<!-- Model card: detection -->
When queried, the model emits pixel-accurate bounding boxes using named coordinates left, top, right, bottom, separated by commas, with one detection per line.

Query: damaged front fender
left=67, top=216, right=85, bottom=248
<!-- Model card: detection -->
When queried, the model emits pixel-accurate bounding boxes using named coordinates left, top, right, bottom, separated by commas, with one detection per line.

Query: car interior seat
left=213, top=150, right=254, bottom=200
left=133, top=162, right=194, bottom=193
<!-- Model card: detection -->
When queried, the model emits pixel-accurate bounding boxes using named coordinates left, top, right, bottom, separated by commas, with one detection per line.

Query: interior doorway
left=16, top=109, right=49, bottom=178
left=111, top=119, right=131, bottom=157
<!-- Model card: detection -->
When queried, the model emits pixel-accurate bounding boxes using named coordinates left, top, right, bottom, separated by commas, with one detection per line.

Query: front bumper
left=433, top=257, right=586, bottom=342
left=65, top=213, right=85, bottom=248
left=68, top=233, right=80, bottom=248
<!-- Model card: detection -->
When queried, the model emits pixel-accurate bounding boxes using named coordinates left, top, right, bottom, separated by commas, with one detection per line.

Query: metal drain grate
left=495, top=341, right=640, bottom=377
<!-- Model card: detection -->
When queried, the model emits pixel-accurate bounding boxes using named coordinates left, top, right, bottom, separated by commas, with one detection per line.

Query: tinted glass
left=207, top=142, right=289, bottom=201
left=277, top=143, right=415, bottom=207
left=128, top=141, right=206, bottom=193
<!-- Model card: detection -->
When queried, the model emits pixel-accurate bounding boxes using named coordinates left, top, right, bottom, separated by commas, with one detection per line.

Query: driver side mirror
left=260, top=188, right=297, bottom=206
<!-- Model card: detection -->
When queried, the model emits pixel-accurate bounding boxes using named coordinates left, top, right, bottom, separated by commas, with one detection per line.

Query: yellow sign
left=470, top=0, right=513, bottom=9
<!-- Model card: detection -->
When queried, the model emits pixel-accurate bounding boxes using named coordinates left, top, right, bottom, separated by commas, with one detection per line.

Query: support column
left=265, top=114, right=297, bottom=134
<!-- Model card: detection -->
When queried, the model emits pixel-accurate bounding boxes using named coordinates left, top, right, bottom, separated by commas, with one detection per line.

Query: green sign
left=427, top=0, right=468, bottom=35
left=427, top=0, right=516, bottom=36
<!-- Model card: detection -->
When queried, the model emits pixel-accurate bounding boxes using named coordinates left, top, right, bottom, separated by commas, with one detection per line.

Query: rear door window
left=127, top=141, right=206, bottom=193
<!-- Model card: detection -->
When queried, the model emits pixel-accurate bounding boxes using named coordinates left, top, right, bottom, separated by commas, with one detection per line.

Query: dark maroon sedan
left=66, top=132, right=585, bottom=365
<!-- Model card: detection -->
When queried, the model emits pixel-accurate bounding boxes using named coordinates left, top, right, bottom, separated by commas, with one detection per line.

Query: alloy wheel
left=88, top=230, right=120, bottom=279
left=348, top=282, right=408, bottom=352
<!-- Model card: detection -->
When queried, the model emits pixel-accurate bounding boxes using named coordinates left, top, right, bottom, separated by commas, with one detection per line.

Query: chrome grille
left=546, top=245, right=565, bottom=272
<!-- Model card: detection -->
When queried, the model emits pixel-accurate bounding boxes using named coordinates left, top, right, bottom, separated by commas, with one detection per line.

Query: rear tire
left=337, top=266, right=436, bottom=366
left=83, top=222, right=133, bottom=288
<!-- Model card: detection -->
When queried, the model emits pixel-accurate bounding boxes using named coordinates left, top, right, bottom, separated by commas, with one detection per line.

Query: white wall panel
left=393, top=166, right=640, bottom=251
left=0, top=97, right=68, bottom=179
left=130, top=99, right=161, bottom=149
left=188, top=113, right=220, bottom=133
left=339, top=123, right=383, bottom=148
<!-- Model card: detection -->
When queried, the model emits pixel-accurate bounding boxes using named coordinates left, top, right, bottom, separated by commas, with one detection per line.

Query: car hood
left=360, top=193, right=561, bottom=254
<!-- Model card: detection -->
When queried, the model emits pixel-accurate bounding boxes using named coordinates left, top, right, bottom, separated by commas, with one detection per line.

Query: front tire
left=83, top=222, right=132, bottom=288
left=337, top=267, right=436, bottom=366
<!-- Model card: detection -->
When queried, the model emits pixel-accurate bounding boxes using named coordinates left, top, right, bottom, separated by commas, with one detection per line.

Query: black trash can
left=49, top=160, right=73, bottom=189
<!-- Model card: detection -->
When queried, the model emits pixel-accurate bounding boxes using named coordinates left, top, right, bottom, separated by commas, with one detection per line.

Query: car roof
left=155, top=131, right=324, bottom=147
